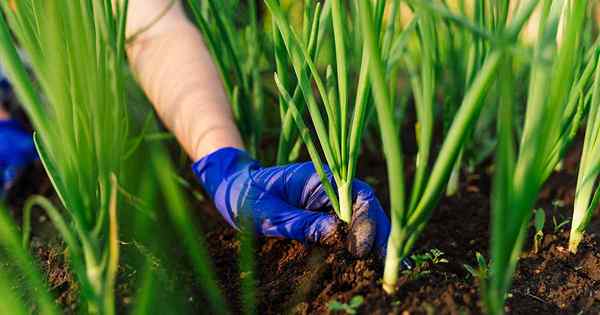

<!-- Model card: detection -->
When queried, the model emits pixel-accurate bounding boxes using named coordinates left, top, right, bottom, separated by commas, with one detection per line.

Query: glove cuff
left=0, top=119, right=22, bottom=129
left=192, top=147, right=257, bottom=199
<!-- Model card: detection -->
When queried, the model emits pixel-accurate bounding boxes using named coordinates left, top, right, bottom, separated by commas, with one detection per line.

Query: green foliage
left=489, top=1, right=591, bottom=313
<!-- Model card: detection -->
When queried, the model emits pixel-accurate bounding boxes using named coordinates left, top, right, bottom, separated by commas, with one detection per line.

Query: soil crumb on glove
left=347, top=207, right=376, bottom=258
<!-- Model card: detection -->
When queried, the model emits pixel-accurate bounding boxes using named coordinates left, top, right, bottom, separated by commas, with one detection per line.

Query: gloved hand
left=193, top=147, right=391, bottom=257
left=0, top=120, right=37, bottom=193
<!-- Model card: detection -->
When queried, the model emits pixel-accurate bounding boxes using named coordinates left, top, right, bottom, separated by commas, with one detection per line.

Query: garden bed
left=7, top=142, right=600, bottom=314
left=206, top=149, right=600, bottom=314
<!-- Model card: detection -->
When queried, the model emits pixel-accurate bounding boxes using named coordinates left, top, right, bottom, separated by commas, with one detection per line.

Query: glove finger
left=254, top=196, right=341, bottom=244
left=299, top=167, right=336, bottom=211
left=347, top=180, right=391, bottom=258
left=256, top=162, right=335, bottom=211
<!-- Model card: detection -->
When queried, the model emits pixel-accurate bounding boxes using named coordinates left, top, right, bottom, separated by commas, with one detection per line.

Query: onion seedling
left=358, top=0, right=539, bottom=294
left=489, top=1, right=590, bottom=313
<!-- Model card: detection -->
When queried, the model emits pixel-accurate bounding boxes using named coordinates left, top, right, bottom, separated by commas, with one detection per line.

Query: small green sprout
left=402, top=249, right=448, bottom=280
left=533, top=209, right=546, bottom=254
left=463, top=252, right=489, bottom=280
left=328, top=296, right=364, bottom=314
left=552, top=215, right=570, bottom=233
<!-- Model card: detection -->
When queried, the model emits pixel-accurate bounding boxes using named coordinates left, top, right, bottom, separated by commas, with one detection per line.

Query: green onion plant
left=489, top=1, right=590, bottom=313
left=569, top=45, right=600, bottom=253
left=358, top=0, right=539, bottom=294
left=267, top=0, right=391, bottom=223
left=268, top=0, right=419, bottom=224
left=0, top=1, right=132, bottom=313
left=0, top=1, right=255, bottom=313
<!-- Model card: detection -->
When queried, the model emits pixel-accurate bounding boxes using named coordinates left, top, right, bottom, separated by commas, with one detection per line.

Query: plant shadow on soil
left=6, top=139, right=600, bottom=315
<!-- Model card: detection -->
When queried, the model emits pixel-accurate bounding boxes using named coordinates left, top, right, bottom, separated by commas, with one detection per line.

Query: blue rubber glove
left=193, top=147, right=391, bottom=257
left=0, top=120, right=38, bottom=193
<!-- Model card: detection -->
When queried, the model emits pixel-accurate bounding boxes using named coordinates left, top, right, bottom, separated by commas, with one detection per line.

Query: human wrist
left=190, top=121, right=245, bottom=161
left=0, top=107, right=9, bottom=120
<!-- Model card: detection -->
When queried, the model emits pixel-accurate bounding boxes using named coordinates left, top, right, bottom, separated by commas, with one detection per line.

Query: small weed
left=402, top=249, right=448, bottom=280
left=463, top=252, right=489, bottom=280
left=411, top=248, right=449, bottom=266
left=328, top=295, right=364, bottom=314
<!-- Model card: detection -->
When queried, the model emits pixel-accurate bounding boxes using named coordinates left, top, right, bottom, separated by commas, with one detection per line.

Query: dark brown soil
left=203, top=172, right=600, bottom=315
left=6, top=141, right=600, bottom=314
left=199, top=136, right=600, bottom=314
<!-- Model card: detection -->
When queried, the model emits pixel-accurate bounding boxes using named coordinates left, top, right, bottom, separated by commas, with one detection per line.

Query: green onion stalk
left=358, top=0, right=540, bottom=294
left=569, top=47, right=600, bottom=253
left=443, top=1, right=491, bottom=197
left=274, top=0, right=325, bottom=164
left=0, top=1, right=130, bottom=313
left=488, top=1, right=589, bottom=313
left=266, top=0, right=391, bottom=223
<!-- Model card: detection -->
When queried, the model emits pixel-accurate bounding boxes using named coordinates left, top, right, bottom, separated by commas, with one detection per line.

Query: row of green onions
left=359, top=0, right=539, bottom=294
left=489, top=0, right=591, bottom=313
left=0, top=1, right=233, bottom=313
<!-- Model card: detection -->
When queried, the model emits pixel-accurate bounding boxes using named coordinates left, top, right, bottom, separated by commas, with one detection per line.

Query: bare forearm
left=0, top=107, right=8, bottom=119
left=125, top=0, right=243, bottom=160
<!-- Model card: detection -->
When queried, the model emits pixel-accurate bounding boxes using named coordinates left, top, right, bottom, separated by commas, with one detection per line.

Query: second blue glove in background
left=0, top=119, right=38, bottom=193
